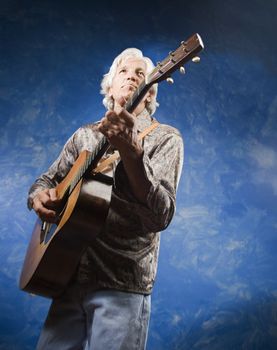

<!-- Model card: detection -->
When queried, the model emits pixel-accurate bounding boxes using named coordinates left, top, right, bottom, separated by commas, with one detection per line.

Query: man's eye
left=138, top=71, right=145, bottom=77
left=119, top=69, right=126, bottom=73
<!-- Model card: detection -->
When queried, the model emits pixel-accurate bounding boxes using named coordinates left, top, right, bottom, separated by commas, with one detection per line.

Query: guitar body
left=19, top=150, right=113, bottom=298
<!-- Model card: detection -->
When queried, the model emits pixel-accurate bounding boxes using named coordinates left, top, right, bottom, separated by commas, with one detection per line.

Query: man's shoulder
left=71, top=121, right=103, bottom=141
left=158, top=123, right=181, bottom=135
left=68, top=121, right=103, bottom=152
left=153, top=122, right=183, bottom=141
left=75, top=121, right=101, bottom=134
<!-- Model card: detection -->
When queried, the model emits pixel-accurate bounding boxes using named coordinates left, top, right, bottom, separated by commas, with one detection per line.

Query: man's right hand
left=32, top=188, right=60, bottom=223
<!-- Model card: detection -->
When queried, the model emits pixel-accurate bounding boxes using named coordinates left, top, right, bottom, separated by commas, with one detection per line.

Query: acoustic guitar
left=19, top=33, right=204, bottom=298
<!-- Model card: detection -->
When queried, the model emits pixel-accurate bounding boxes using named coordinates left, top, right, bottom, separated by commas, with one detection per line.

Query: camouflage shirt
left=27, top=109, right=184, bottom=295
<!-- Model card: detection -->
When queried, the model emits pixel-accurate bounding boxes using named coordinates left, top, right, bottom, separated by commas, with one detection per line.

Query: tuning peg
left=192, top=56, right=201, bottom=63
left=179, top=66, right=185, bottom=74
left=169, top=50, right=176, bottom=63
left=166, top=77, right=174, bottom=84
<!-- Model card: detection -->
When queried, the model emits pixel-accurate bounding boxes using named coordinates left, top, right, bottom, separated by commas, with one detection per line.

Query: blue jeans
left=36, top=285, right=151, bottom=350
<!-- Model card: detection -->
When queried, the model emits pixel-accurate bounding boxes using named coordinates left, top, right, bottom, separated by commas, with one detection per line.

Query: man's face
left=109, top=57, right=151, bottom=112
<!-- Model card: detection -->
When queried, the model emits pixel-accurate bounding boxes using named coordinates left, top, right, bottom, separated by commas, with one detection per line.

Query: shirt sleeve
left=27, top=131, right=79, bottom=210
left=128, top=131, right=184, bottom=232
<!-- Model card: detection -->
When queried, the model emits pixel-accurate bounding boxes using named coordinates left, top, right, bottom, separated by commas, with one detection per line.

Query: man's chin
left=121, top=92, right=133, bottom=102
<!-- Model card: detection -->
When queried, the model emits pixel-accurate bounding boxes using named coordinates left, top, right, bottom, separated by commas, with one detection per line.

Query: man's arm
left=27, top=130, right=81, bottom=221
left=98, top=108, right=184, bottom=232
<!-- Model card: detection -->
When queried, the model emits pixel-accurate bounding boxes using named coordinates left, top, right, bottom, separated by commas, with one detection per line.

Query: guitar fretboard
left=68, top=136, right=108, bottom=195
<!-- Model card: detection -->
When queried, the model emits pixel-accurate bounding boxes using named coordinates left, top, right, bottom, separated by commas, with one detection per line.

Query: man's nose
left=126, top=71, right=137, bottom=81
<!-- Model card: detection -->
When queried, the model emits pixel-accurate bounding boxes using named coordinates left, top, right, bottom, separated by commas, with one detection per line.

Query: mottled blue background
left=1, top=0, right=277, bottom=349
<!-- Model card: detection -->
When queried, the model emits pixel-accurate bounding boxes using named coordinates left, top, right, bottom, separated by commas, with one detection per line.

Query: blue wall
left=1, top=0, right=277, bottom=348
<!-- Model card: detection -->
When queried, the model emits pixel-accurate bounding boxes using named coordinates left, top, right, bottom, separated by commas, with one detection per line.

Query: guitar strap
left=94, top=121, right=159, bottom=174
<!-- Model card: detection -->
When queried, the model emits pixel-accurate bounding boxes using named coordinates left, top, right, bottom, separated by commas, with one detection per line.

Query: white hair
left=100, top=48, right=159, bottom=115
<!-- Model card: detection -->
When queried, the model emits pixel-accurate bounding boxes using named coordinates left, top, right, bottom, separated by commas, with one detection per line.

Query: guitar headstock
left=146, top=33, right=204, bottom=86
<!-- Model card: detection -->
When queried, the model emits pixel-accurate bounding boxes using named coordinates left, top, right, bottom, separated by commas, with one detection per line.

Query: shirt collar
left=135, top=109, right=155, bottom=132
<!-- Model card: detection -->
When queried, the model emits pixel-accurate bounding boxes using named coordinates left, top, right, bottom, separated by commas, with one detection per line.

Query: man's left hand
left=98, top=108, right=143, bottom=157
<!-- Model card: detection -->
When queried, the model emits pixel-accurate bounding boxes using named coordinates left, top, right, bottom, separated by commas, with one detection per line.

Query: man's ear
left=145, top=90, right=153, bottom=103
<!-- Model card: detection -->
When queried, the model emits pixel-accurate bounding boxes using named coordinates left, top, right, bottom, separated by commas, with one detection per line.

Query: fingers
left=98, top=117, right=122, bottom=140
left=118, top=96, right=127, bottom=108
left=49, top=188, right=58, bottom=202
left=98, top=109, right=134, bottom=133
left=117, top=108, right=135, bottom=125
left=34, top=205, right=57, bottom=223
left=97, top=108, right=138, bottom=151
left=32, top=189, right=59, bottom=223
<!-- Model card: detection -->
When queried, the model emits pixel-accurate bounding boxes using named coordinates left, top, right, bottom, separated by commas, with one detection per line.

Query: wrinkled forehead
left=117, top=57, right=147, bottom=71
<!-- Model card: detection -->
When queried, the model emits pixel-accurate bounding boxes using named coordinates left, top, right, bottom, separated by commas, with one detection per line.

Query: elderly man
left=29, top=48, right=184, bottom=350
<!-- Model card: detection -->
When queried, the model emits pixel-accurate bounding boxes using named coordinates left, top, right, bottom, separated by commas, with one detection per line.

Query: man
left=28, top=48, right=184, bottom=349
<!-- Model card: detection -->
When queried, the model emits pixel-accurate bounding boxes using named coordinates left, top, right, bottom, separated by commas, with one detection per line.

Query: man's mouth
left=121, top=84, right=137, bottom=90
